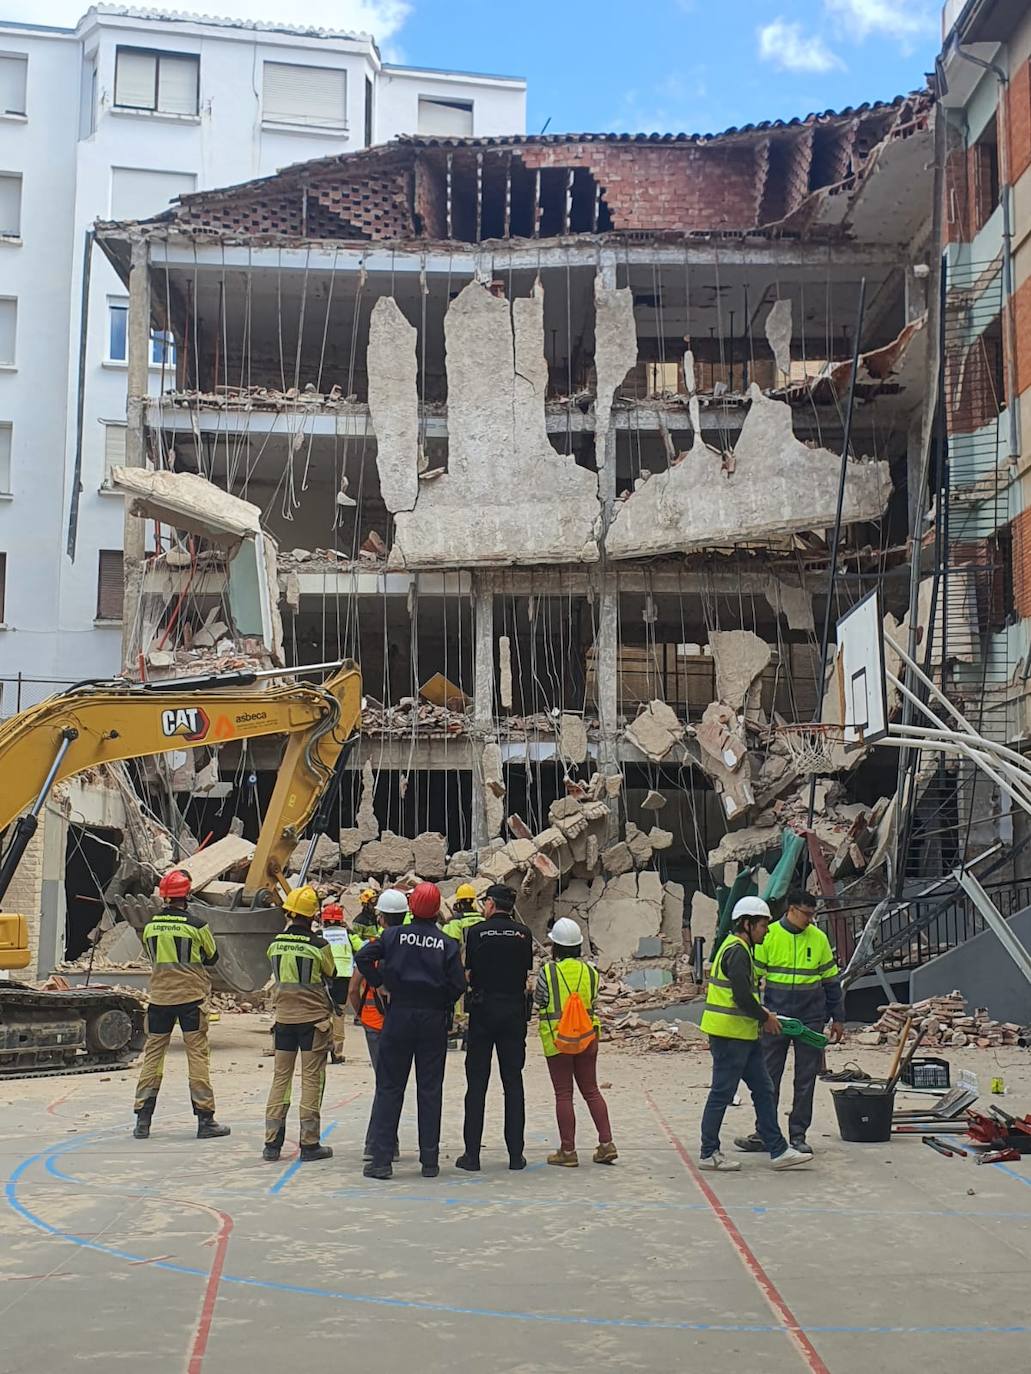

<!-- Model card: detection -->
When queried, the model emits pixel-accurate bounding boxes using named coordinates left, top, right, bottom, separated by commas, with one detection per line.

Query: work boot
left=363, top=1161, right=393, bottom=1180
left=421, top=1163, right=440, bottom=1178
left=547, top=1148, right=579, bottom=1168
left=299, top=1144, right=333, bottom=1163
left=133, top=1106, right=154, bottom=1140
left=262, top=1144, right=282, bottom=1162
left=733, top=1133, right=766, bottom=1153
left=330, top=1054, right=345, bottom=1065
left=593, top=1141, right=619, bottom=1165
left=455, top=1154, right=480, bottom=1171
left=196, top=1115, right=231, bottom=1139
left=698, top=1151, right=740, bottom=1172
left=508, top=1155, right=527, bottom=1171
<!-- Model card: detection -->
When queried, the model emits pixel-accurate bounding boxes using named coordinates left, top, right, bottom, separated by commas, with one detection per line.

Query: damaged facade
left=82, top=96, right=943, bottom=972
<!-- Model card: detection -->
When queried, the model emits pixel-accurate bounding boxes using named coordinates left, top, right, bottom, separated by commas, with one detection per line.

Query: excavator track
left=0, top=985, right=147, bottom=1082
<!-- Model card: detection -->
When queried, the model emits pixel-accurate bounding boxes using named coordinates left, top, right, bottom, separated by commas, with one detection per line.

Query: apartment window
left=103, top=422, right=126, bottom=485
left=417, top=96, right=473, bottom=137
left=0, top=55, right=27, bottom=117
left=114, top=47, right=198, bottom=116
left=107, top=299, right=127, bottom=362
left=0, top=298, right=15, bottom=366
left=96, top=550, right=124, bottom=622
left=151, top=330, right=175, bottom=367
left=111, top=167, right=196, bottom=220
left=0, top=422, right=10, bottom=493
left=262, top=62, right=346, bottom=129
left=364, top=74, right=373, bottom=147
left=0, top=172, right=21, bottom=237
left=79, top=57, right=97, bottom=138
left=972, top=117, right=1000, bottom=233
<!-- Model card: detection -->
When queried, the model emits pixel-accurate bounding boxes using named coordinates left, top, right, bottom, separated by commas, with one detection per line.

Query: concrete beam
left=122, top=239, right=151, bottom=671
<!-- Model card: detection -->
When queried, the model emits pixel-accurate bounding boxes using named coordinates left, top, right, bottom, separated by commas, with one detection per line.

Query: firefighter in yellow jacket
left=133, top=868, right=230, bottom=1141
left=263, top=885, right=345, bottom=1164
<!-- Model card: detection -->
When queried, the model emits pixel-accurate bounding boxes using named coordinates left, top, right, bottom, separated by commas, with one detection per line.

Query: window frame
left=106, top=297, right=128, bottom=364
left=0, top=53, right=28, bottom=119
left=417, top=95, right=474, bottom=137
left=113, top=46, right=199, bottom=117
left=0, top=420, right=11, bottom=495
left=0, top=295, right=16, bottom=368
left=0, top=170, right=22, bottom=239
left=261, top=60, right=348, bottom=132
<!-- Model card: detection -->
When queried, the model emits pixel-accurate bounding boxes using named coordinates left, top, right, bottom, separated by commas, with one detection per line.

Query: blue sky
left=31, top=0, right=943, bottom=136
left=395, top=0, right=942, bottom=135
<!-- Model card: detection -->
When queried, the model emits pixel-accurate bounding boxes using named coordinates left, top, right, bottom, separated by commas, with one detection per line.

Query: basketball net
left=774, top=724, right=848, bottom=776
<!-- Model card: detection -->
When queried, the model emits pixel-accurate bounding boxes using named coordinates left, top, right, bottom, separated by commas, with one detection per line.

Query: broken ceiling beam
left=111, top=467, right=262, bottom=546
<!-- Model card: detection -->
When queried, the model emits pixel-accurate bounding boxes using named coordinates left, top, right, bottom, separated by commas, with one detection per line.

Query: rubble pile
left=361, top=698, right=468, bottom=737
left=859, top=992, right=1029, bottom=1049
left=279, top=544, right=386, bottom=574
left=596, top=963, right=705, bottom=1054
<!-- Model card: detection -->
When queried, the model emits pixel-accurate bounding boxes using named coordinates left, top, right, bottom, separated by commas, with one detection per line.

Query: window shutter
left=111, top=168, right=196, bottom=220
left=0, top=174, right=21, bottom=236
left=263, top=62, right=346, bottom=128
left=417, top=97, right=473, bottom=137
left=158, top=55, right=198, bottom=115
left=0, top=56, right=27, bottom=116
left=0, top=423, right=10, bottom=493
left=0, top=552, right=6, bottom=623
left=115, top=49, right=156, bottom=109
left=104, top=424, right=126, bottom=483
left=0, top=299, right=16, bottom=365
left=97, top=550, right=124, bottom=621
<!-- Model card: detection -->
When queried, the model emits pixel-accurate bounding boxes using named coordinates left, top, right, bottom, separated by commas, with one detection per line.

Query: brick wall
left=1012, top=505, right=1031, bottom=617
left=1009, top=58, right=1031, bottom=185
left=6, top=824, right=44, bottom=972
left=1015, top=273, right=1031, bottom=398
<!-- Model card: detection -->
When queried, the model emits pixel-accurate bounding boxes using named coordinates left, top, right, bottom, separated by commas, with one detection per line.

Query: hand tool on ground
left=976, top=1148, right=1021, bottom=1165
left=923, top=1137, right=955, bottom=1157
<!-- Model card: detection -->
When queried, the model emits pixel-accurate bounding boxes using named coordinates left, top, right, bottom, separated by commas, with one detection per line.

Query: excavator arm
left=0, top=662, right=362, bottom=904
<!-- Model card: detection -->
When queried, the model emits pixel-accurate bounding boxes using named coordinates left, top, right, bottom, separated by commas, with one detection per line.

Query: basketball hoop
left=774, top=723, right=848, bottom=776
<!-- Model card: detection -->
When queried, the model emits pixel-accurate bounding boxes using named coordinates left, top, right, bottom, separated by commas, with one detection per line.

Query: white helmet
left=731, top=896, right=771, bottom=925
left=549, top=916, right=583, bottom=945
left=375, top=889, right=410, bottom=915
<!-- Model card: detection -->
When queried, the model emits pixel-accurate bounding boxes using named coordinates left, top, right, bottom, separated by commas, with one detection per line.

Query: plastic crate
left=901, top=1057, right=951, bottom=1090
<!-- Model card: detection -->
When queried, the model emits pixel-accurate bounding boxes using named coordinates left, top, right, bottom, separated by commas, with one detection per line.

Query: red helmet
left=408, top=881, right=441, bottom=920
left=321, top=902, right=344, bottom=925
left=159, top=869, right=192, bottom=900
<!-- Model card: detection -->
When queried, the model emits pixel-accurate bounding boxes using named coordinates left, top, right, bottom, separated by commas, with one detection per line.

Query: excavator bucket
left=115, top=894, right=281, bottom=996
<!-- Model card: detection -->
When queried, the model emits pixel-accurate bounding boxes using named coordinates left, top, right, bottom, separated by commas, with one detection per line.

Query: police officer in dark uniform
left=456, top=884, right=535, bottom=1172
left=356, top=881, right=466, bottom=1180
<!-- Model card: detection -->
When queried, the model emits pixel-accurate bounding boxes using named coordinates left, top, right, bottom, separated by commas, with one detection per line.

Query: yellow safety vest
left=538, top=958, right=599, bottom=1058
left=700, top=934, right=760, bottom=1041
left=142, top=911, right=216, bottom=968
left=267, top=932, right=334, bottom=988
left=754, top=922, right=839, bottom=988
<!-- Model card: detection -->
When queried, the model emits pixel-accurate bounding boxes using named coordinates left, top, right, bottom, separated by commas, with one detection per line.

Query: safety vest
left=538, top=958, right=599, bottom=1058
left=754, top=921, right=839, bottom=989
left=142, top=911, right=215, bottom=968
left=359, top=980, right=386, bottom=1032
left=322, top=928, right=354, bottom=978
left=440, top=912, right=482, bottom=941
left=267, top=931, right=329, bottom=988
left=700, top=934, right=760, bottom=1041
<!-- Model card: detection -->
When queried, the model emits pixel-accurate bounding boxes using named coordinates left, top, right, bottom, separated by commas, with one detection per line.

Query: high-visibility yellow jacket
left=536, top=958, right=600, bottom=1058
left=700, top=934, right=761, bottom=1041
left=754, top=918, right=843, bottom=1027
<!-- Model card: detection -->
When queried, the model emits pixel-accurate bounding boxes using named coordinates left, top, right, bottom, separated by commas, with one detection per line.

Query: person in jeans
left=535, top=917, right=617, bottom=1167
left=734, top=888, right=845, bottom=1156
left=347, top=888, right=409, bottom=1162
left=698, top=897, right=811, bottom=1172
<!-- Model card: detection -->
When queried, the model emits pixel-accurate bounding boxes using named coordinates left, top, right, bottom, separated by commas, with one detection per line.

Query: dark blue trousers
left=368, top=1005, right=449, bottom=1167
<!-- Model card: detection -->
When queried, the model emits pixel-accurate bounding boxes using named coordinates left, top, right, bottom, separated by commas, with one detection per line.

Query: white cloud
left=17, top=0, right=411, bottom=42
left=757, top=19, right=844, bottom=73
left=825, top=0, right=935, bottom=44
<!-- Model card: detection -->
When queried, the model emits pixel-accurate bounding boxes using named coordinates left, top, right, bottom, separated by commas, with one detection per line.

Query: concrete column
left=596, top=255, right=620, bottom=794
left=121, top=237, right=151, bottom=672
left=470, top=571, right=494, bottom=851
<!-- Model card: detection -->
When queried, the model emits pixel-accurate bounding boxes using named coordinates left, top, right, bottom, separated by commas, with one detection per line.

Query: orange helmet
left=159, top=869, right=192, bottom=900
left=321, top=902, right=345, bottom=925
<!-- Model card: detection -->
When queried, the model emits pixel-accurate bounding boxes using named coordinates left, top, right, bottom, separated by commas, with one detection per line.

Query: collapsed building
left=74, top=95, right=944, bottom=975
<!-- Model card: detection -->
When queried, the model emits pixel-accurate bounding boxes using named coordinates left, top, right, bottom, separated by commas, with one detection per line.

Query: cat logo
left=160, top=707, right=210, bottom=742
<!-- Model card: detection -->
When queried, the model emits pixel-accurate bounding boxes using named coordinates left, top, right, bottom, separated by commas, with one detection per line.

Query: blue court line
left=992, top=1162, right=1031, bottom=1188
left=6, top=1133, right=1031, bottom=1337
left=268, top=1121, right=339, bottom=1195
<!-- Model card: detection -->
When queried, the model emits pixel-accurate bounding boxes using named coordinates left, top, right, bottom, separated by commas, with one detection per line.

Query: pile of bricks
left=869, top=992, right=1028, bottom=1048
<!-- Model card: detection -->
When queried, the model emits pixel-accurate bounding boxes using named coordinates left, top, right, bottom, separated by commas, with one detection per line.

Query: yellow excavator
left=0, top=660, right=361, bottom=1079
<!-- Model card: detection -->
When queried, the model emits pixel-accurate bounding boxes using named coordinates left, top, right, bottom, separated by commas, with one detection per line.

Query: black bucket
left=832, top=1084, right=895, bottom=1142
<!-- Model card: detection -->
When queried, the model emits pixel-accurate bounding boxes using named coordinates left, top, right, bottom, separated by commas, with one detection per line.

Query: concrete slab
left=1, top=1019, right=1030, bottom=1373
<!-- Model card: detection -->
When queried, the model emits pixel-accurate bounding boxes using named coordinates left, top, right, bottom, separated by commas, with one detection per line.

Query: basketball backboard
left=836, top=588, right=888, bottom=748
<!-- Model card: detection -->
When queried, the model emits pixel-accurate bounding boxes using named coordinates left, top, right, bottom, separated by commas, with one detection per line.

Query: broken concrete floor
left=3, top=1025, right=1029, bottom=1374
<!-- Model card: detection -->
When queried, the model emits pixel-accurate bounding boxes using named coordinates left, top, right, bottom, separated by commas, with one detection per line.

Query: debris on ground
left=864, top=992, right=1029, bottom=1049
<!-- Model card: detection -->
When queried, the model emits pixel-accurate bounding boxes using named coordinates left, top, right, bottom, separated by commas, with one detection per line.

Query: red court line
left=46, top=1089, right=77, bottom=1117
left=185, top=1203, right=234, bottom=1374
left=645, top=1090, right=831, bottom=1374
left=326, top=1089, right=364, bottom=1111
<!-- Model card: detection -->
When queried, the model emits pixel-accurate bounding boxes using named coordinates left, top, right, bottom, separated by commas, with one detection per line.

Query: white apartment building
left=0, top=5, right=525, bottom=710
